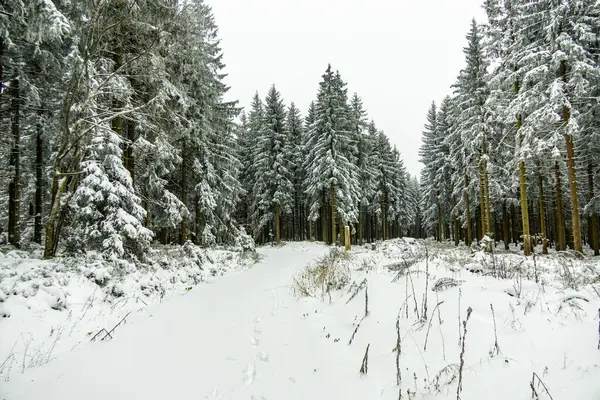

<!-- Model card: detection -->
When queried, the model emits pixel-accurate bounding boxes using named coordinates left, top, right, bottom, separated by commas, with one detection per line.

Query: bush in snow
left=294, top=248, right=351, bottom=297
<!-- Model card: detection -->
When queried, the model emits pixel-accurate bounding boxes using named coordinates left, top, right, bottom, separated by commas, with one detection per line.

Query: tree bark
left=437, top=198, right=442, bottom=242
left=180, top=141, right=187, bottom=244
left=34, top=111, right=44, bottom=244
left=558, top=60, right=582, bottom=253
left=453, top=195, right=459, bottom=246
left=503, top=202, right=510, bottom=250
left=464, top=173, right=472, bottom=247
left=330, top=183, right=336, bottom=245
left=125, top=119, right=135, bottom=183
left=8, top=78, right=21, bottom=247
left=555, top=162, right=566, bottom=251
left=564, top=121, right=582, bottom=253
left=358, top=205, right=363, bottom=245
left=482, top=138, right=492, bottom=235
left=589, top=163, right=599, bottom=256
left=275, top=205, right=281, bottom=244
left=322, top=190, right=328, bottom=244
left=518, top=147, right=531, bottom=255
left=538, top=173, right=548, bottom=254
left=478, top=161, right=486, bottom=239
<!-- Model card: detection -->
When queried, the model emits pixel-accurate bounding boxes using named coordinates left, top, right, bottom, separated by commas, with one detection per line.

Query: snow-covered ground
left=1, top=240, right=599, bottom=400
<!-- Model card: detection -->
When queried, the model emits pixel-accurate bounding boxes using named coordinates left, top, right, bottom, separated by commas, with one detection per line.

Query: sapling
left=457, top=307, right=473, bottom=400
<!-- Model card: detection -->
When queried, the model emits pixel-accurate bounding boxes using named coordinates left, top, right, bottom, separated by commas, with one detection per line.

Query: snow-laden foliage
left=419, top=2, right=600, bottom=256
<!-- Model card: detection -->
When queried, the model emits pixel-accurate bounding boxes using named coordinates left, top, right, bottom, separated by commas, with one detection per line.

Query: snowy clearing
left=1, top=240, right=600, bottom=400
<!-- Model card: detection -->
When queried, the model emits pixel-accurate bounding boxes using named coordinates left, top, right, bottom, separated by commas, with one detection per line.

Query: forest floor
left=1, top=239, right=600, bottom=400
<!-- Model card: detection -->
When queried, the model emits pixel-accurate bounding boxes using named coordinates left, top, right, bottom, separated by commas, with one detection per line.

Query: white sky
left=207, top=0, right=487, bottom=178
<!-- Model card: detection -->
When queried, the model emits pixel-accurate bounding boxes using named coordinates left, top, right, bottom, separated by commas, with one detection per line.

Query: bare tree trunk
left=322, top=190, right=328, bottom=244
left=275, top=205, right=281, bottom=244
left=555, top=162, right=566, bottom=251
left=483, top=138, right=492, bottom=234
left=538, top=173, right=548, bottom=254
left=503, top=202, right=510, bottom=250
left=464, top=173, right=472, bottom=247
left=564, top=121, right=582, bottom=253
left=331, top=183, right=336, bottom=244
left=478, top=161, right=486, bottom=239
left=514, top=76, right=531, bottom=256
left=180, top=141, right=187, bottom=244
left=437, top=198, right=442, bottom=242
left=559, top=60, right=582, bottom=253
left=518, top=144, right=531, bottom=255
left=8, top=78, right=21, bottom=247
left=358, top=204, right=363, bottom=245
left=34, top=111, right=44, bottom=244
left=589, top=163, right=599, bottom=256
left=125, top=119, right=135, bottom=182
left=453, top=195, right=459, bottom=246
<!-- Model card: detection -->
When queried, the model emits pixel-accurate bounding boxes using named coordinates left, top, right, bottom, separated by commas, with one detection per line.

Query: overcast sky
left=207, top=0, right=487, bottom=178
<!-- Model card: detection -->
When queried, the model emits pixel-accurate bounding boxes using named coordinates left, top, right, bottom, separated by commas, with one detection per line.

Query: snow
left=1, top=240, right=600, bottom=400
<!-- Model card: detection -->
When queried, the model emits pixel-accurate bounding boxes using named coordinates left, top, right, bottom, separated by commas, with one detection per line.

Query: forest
left=1, top=0, right=416, bottom=262
left=419, top=0, right=600, bottom=257
left=1, top=0, right=599, bottom=262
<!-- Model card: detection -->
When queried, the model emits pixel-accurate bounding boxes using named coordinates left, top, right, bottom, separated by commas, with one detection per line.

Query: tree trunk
left=483, top=139, right=492, bottom=235
left=519, top=155, right=531, bottom=255
left=8, top=78, right=21, bottom=247
left=275, top=205, right=281, bottom=244
left=437, top=199, right=442, bottom=242
left=34, top=111, right=44, bottom=244
left=503, top=202, right=510, bottom=250
left=125, top=119, right=135, bottom=182
left=322, top=190, right=328, bottom=244
left=453, top=196, right=459, bottom=246
left=555, top=162, right=566, bottom=251
left=558, top=60, right=582, bottom=253
left=180, top=141, right=187, bottom=244
left=358, top=205, right=363, bottom=245
left=464, top=173, right=472, bottom=247
left=514, top=76, right=531, bottom=256
left=478, top=161, right=486, bottom=239
left=565, top=126, right=582, bottom=253
left=538, top=173, right=548, bottom=254
left=330, top=183, right=336, bottom=245
left=589, top=163, right=599, bottom=256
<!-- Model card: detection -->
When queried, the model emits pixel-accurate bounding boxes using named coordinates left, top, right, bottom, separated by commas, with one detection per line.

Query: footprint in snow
left=258, top=352, right=270, bottom=362
left=206, top=386, right=223, bottom=399
left=250, top=335, right=260, bottom=347
left=243, top=363, right=256, bottom=386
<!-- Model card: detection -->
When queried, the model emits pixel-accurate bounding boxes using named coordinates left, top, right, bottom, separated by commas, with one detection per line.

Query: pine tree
left=286, top=103, right=304, bottom=240
left=304, top=65, right=360, bottom=244
left=252, top=85, right=293, bottom=243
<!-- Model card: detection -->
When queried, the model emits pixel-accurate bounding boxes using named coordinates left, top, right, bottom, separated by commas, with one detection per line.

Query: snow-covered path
left=1, top=243, right=332, bottom=400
